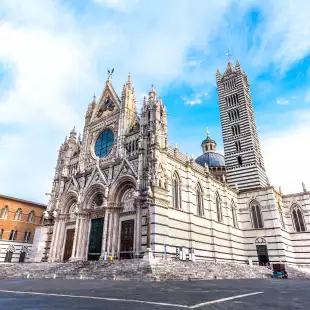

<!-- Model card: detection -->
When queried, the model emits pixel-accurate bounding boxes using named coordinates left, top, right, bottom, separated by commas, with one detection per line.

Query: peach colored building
left=0, top=194, right=46, bottom=262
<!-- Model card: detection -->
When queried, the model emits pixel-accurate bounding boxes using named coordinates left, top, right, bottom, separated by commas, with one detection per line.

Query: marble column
left=70, top=216, right=81, bottom=260
left=55, top=218, right=66, bottom=261
left=48, top=219, right=60, bottom=262
left=76, top=213, right=89, bottom=260
left=135, top=205, right=142, bottom=256
left=106, top=212, right=114, bottom=256
left=111, top=212, right=119, bottom=257
left=71, top=212, right=89, bottom=261
left=100, top=208, right=109, bottom=260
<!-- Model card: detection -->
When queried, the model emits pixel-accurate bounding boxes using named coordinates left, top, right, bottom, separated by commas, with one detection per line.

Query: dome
left=195, top=152, right=225, bottom=167
left=201, top=135, right=216, bottom=146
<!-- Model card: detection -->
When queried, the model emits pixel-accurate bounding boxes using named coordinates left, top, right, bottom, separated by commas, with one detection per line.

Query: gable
left=91, top=81, right=121, bottom=123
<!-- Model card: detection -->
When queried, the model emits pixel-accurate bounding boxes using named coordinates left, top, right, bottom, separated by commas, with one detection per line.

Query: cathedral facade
left=39, top=61, right=310, bottom=266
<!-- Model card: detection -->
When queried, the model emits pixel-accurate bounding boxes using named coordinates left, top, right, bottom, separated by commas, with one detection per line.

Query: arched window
left=172, top=172, right=181, bottom=209
left=27, top=210, right=35, bottom=223
left=24, top=232, right=31, bottom=242
left=196, top=183, right=204, bottom=216
left=0, top=205, right=8, bottom=219
left=0, top=229, right=3, bottom=240
left=250, top=200, right=263, bottom=228
left=216, top=192, right=223, bottom=222
left=9, top=230, right=17, bottom=241
left=231, top=200, right=238, bottom=228
left=291, top=204, right=306, bottom=232
left=14, top=208, right=22, bottom=221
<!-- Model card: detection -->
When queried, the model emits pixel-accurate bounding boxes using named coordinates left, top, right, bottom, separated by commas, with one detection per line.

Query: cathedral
left=36, top=60, right=310, bottom=266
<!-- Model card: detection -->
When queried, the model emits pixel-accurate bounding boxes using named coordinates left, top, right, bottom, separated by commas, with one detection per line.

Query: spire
left=68, top=126, right=77, bottom=144
left=92, top=93, right=96, bottom=104
left=223, top=61, right=236, bottom=76
left=127, top=72, right=131, bottom=86
left=149, top=84, right=156, bottom=100
left=70, top=126, right=76, bottom=136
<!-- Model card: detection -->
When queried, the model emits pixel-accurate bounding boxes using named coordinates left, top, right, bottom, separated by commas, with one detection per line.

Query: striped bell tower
left=216, top=59, right=267, bottom=190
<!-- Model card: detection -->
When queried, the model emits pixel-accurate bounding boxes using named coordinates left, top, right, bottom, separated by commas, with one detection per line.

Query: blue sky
left=0, top=0, right=310, bottom=203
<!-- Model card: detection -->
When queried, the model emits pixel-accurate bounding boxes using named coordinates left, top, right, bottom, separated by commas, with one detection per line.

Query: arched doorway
left=119, top=188, right=135, bottom=259
left=86, top=192, right=105, bottom=261
left=63, top=200, right=77, bottom=262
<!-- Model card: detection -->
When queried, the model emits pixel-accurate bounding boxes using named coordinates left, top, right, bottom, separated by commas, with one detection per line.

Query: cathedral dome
left=195, top=130, right=225, bottom=167
left=195, top=152, right=225, bottom=167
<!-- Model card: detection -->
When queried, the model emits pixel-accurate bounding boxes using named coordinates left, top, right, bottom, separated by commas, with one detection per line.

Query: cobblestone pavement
left=0, top=278, right=309, bottom=309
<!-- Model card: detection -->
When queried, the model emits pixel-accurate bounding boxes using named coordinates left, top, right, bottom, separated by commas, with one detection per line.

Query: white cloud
left=276, top=98, right=289, bottom=105
left=0, top=0, right=231, bottom=202
left=261, top=109, right=310, bottom=194
left=93, top=0, right=140, bottom=12
left=0, top=0, right=310, bottom=202
left=248, top=0, right=310, bottom=72
left=183, top=92, right=208, bottom=105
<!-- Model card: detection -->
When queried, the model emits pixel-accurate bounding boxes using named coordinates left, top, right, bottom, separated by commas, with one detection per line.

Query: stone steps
left=1, top=260, right=309, bottom=281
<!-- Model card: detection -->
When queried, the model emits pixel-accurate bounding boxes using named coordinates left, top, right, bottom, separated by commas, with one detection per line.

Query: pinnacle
left=149, top=84, right=156, bottom=98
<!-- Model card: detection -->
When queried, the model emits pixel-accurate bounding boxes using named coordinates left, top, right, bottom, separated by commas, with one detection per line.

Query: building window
left=0, top=229, right=3, bottom=240
left=27, top=211, right=35, bottom=223
left=231, top=124, right=241, bottom=136
left=24, top=232, right=31, bottom=242
left=291, top=204, right=306, bottom=232
left=231, top=200, right=238, bottom=228
left=94, top=130, right=114, bottom=158
left=235, top=140, right=241, bottom=152
left=216, top=192, right=223, bottom=222
left=172, top=172, right=181, bottom=209
left=196, top=183, right=204, bottom=216
left=14, top=208, right=22, bottom=221
left=250, top=200, right=263, bottom=228
left=237, top=155, right=243, bottom=166
left=0, top=205, right=8, bottom=219
left=9, top=230, right=17, bottom=241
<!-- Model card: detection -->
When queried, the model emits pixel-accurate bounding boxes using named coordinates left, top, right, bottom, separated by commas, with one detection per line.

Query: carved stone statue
left=43, top=210, right=50, bottom=219
left=105, top=186, right=109, bottom=197
left=302, top=182, right=307, bottom=192
left=52, top=210, right=58, bottom=218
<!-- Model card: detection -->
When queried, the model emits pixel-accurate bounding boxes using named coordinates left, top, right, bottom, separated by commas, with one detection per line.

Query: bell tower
left=216, top=59, right=267, bottom=190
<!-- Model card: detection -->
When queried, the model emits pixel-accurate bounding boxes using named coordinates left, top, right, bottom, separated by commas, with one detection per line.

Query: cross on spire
left=225, top=50, right=232, bottom=62
left=206, top=127, right=211, bottom=137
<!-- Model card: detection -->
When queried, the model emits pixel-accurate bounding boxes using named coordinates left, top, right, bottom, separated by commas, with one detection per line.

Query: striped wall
left=216, top=62, right=267, bottom=190
left=150, top=149, right=310, bottom=265
left=0, top=240, right=32, bottom=263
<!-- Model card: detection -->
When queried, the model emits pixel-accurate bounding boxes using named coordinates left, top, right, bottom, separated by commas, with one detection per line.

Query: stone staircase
left=0, top=259, right=309, bottom=281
